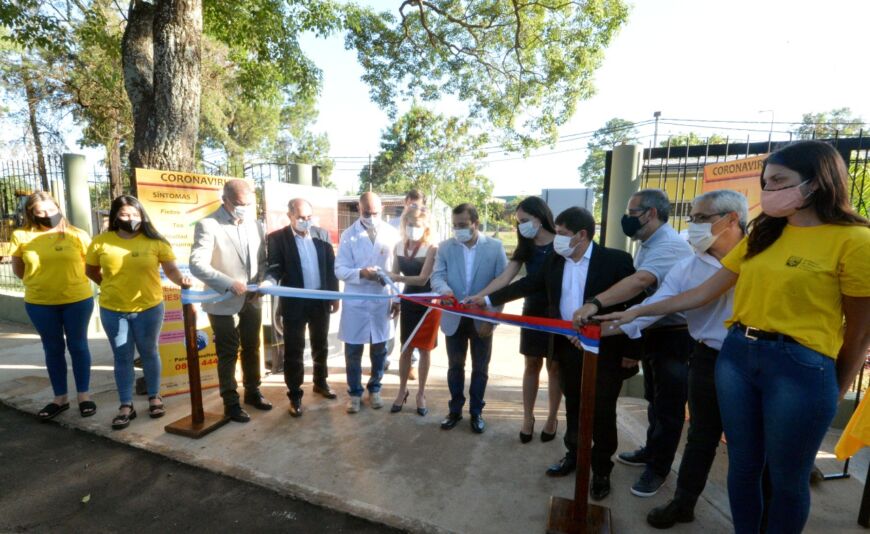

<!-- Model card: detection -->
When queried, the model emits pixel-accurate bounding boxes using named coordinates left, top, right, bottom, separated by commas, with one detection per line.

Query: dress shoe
left=546, top=454, right=577, bottom=477
left=470, top=414, right=486, bottom=434
left=520, top=418, right=534, bottom=443
left=541, top=420, right=558, bottom=442
left=225, top=404, right=251, bottom=423
left=440, top=412, right=462, bottom=430
left=390, top=391, right=409, bottom=413
left=288, top=399, right=303, bottom=418
left=647, top=498, right=695, bottom=528
left=591, top=474, right=611, bottom=501
left=244, top=392, right=273, bottom=411
left=369, top=391, right=384, bottom=409
left=313, top=383, right=337, bottom=399
left=346, top=396, right=361, bottom=414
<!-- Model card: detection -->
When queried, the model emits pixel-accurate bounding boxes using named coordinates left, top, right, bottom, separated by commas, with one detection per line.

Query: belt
left=732, top=322, right=797, bottom=344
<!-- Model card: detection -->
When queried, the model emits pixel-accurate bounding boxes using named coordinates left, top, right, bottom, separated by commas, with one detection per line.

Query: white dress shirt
left=294, top=230, right=321, bottom=290
left=618, top=251, right=735, bottom=350
left=559, top=244, right=593, bottom=322
left=462, top=237, right=479, bottom=293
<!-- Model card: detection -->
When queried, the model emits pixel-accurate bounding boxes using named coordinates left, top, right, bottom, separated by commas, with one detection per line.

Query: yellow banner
left=702, top=154, right=767, bottom=219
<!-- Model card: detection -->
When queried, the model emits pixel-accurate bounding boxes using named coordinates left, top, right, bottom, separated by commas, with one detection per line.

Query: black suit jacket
left=488, top=242, right=643, bottom=358
left=266, top=226, right=338, bottom=319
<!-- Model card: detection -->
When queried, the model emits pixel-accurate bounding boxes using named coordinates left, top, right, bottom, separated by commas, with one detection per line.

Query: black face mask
left=621, top=214, right=646, bottom=238
left=34, top=212, right=62, bottom=229
left=116, top=219, right=142, bottom=233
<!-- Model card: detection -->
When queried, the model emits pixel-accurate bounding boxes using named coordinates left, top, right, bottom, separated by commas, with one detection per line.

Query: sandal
left=148, top=396, right=165, bottom=419
left=111, top=404, right=137, bottom=430
left=79, top=400, right=97, bottom=418
left=38, top=402, right=69, bottom=421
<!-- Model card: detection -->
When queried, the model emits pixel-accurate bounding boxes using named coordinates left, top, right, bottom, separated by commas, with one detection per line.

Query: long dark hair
left=512, top=196, right=556, bottom=263
left=108, top=195, right=169, bottom=243
left=747, top=140, right=868, bottom=258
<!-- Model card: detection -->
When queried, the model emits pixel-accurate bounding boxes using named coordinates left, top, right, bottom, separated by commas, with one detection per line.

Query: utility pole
left=652, top=111, right=662, bottom=147
left=759, top=110, right=775, bottom=142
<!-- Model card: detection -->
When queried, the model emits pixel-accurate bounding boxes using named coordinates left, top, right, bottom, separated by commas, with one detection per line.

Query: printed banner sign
left=702, top=154, right=767, bottom=219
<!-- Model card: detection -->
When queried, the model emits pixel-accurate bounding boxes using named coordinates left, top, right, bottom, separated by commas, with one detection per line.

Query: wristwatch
left=585, top=296, right=603, bottom=313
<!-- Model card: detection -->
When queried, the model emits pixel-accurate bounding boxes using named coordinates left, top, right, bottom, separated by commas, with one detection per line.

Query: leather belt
left=732, top=322, right=797, bottom=344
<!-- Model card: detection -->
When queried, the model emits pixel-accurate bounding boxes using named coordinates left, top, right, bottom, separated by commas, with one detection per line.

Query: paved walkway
left=0, top=301, right=867, bottom=533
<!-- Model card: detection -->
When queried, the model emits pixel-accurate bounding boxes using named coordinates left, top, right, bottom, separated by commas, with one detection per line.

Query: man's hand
left=330, top=300, right=340, bottom=314
left=360, top=267, right=379, bottom=281
left=229, top=280, right=248, bottom=296
left=572, top=303, right=600, bottom=329
left=463, top=295, right=487, bottom=308
left=599, top=320, right=624, bottom=337
left=390, top=302, right=400, bottom=319
left=440, top=290, right=454, bottom=305
left=259, top=279, right=274, bottom=289
left=621, top=357, right=639, bottom=369
left=594, top=309, right=638, bottom=326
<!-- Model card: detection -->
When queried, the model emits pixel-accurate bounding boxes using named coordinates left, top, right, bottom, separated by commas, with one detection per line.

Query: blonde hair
left=400, top=206, right=431, bottom=244
left=23, top=191, right=68, bottom=235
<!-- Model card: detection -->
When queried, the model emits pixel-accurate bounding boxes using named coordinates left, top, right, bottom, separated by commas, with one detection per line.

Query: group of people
left=13, top=140, right=870, bottom=533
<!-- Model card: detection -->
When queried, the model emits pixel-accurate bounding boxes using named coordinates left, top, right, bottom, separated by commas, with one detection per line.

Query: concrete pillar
left=62, top=153, right=93, bottom=236
left=289, top=163, right=313, bottom=186
left=604, top=144, right=643, bottom=253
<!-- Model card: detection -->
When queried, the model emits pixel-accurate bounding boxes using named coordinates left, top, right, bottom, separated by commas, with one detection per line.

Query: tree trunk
left=108, top=131, right=124, bottom=199
left=21, top=66, right=49, bottom=191
left=122, top=0, right=202, bottom=194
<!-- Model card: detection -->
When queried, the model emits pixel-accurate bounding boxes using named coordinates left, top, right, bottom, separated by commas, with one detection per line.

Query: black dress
left=397, top=244, right=438, bottom=347
left=519, top=242, right=554, bottom=357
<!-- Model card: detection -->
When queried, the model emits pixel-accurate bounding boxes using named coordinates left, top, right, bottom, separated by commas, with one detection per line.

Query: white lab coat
left=334, top=219, right=400, bottom=344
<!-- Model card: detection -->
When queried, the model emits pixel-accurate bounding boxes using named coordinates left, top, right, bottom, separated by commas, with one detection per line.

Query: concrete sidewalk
left=1, top=301, right=868, bottom=533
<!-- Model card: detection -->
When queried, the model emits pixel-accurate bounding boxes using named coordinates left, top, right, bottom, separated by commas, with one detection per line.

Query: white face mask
left=518, top=220, right=539, bottom=239
left=361, top=215, right=379, bottom=227
left=553, top=234, right=577, bottom=257
left=454, top=228, right=473, bottom=243
left=687, top=222, right=722, bottom=253
left=407, top=226, right=425, bottom=241
left=232, top=204, right=251, bottom=221
left=294, top=218, right=312, bottom=233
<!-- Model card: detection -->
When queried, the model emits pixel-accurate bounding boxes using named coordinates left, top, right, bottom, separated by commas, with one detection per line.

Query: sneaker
left=631, top=468, right=666, bottom=498
left=369, top=392, right=384, bottom=409
left=346, top=397, right=361, bottom=414
left=617, top=447, right=650, bottom=467
left=647, top=498, right=695, bottom=528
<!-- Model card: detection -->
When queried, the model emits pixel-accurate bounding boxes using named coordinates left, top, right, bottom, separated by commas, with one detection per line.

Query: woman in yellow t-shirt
left=85, top=195, right=189, bottom=430
left=597, top=140, right=870, bottom=533
left=11, top=192, right=95, bottom=420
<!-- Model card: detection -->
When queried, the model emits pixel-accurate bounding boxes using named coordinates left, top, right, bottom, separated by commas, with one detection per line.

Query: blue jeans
left=716, top=327, right=838, bottom=534
left=345, top=341, right=387, bottom=397
left=444, top=318, right=493, bottom=416
left=25, top=297, right=94, bottom=396
left=100, top=303, right=165, bottom=404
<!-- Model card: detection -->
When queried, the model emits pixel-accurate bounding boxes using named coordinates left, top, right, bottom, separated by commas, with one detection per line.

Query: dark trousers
left=444, top=318, right=493, bottom=416
left=283, top=301, right=330, bottom=402
left=674, top=342, right=722, bottom=503
left=555, top=335, right=624, bottom=476
left=208, top=300, right=262, bottom=407
left=641, top=327, right=693, bottom=477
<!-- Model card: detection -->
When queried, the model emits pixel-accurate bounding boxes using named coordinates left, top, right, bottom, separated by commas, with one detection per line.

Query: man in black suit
left=264, top=198, right=340, bottom=417
left=480, top=207, right=642, bottom=500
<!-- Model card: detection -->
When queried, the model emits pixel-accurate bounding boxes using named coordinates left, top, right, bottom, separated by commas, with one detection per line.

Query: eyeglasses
left=625, top=207, right=649, bottom=216
left=685, top=212, right=727, bottom=224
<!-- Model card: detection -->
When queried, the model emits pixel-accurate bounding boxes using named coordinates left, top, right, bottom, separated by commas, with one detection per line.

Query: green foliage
left=578, top=117, right=638, bottom=199
left=660, top=132, right=727, bottom=147
left=796, top=108, right=865, bottom=139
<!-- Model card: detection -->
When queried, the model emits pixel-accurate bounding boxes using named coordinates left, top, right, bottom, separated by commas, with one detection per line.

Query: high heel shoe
left=541, top=420, right=558, bottom=442
left=415, top=392, right=428, bottom=416
left=519, top=418, right=535, bottom=444
left=390, top=391, right=409, bottom=413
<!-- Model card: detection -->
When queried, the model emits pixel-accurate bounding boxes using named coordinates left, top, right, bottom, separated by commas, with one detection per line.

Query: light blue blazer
left=430, top=234, right=508, bottom=336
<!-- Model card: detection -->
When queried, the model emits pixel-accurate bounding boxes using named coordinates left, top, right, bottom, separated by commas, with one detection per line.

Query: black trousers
left=283, top=300, right=330, bottom=402
left=555, top=335, right=625, bottom=476
left=641, top=327, right=694, bottom=477
left=208, top=300, right=262, bottom=408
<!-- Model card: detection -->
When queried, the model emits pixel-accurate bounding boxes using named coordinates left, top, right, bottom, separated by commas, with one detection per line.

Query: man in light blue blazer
left=430, top=203, right=507, bottom=434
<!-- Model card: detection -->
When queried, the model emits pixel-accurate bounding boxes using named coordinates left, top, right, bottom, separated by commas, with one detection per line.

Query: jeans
left=25, top=297, right=94, bottom=397
left=641, top=328, right=693, bottom=477
left=208, top=300, right=262, bottom=407
left=674, top=342, right=722, bottom=503
left=100, top=303, right=164, bottom=404
left=444, top=318, right=493, bottom=416
left=344, top=341, right=387, bottom=397
left=716, top=327, right=838, bottom=534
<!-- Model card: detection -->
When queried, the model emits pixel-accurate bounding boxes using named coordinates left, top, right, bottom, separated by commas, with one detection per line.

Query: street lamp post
left=759, top=110, right=775, bottom=142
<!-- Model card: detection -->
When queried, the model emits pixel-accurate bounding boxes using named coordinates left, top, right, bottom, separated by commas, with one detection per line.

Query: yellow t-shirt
left=86, top=232, right=176, bottom=312
left=10, top=226, right=93, bottom=305
left=721, top=224, right=870, bottom=359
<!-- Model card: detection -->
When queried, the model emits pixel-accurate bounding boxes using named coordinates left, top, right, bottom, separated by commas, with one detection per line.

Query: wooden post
left=546, top=349, right=612, bottom=534
left=165, top=291, right=229, bottom=438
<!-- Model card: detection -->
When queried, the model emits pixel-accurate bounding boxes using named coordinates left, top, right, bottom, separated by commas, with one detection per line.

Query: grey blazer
left=430, top=234, right=508, bottom=336
left=189, top=206, right=266, bottom=315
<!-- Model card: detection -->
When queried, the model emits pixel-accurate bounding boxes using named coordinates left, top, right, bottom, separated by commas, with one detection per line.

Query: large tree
left=577, top=117, right=638, bottom=200
left=796, top=107, right=865, bottom=139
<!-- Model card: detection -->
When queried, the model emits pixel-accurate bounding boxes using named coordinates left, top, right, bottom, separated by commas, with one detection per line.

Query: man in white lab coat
left=335, top=192, right=401, bottom=413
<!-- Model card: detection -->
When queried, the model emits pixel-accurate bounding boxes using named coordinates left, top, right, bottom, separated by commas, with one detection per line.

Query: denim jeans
left=444, top=318, right=493, bottom=416
left=100, top=303, right=165, bottom=404
left=344, top=341, right=387, bottom=397
left=716, top=327, right=838, bottom=534
left=25, top=297, right=94, bottom=396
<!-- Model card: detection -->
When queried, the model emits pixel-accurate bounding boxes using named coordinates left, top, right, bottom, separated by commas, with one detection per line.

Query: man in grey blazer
left=430, top=203, right=507, bottom=434
left=190, top=179, right=270, bottom=423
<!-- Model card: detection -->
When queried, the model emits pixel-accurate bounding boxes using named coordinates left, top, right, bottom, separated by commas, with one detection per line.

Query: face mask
left=117, top=219, right=141, bottom=233
left=34, top=212, right=62, bottom=229
left=621, top=214, right=646, bottom=239
left=407, top=226, right=425, bottom=241
left=687, top=222, right=722, bottom=253
left=454, top=228, right=473, bottom=243
left=553, top=234, right=577, bottom=257
left=294, top=219, right=312, bottom=233
left=232, top=205, right=251, bottom=221
left=361, top=215, right=379, bottom=227
left=518, top=220, right=539, bottom=239
left=761, top=180, right=812, bottom=218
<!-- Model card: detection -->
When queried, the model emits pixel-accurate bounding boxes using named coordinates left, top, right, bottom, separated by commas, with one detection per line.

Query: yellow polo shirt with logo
left=721, top=224, right=870, bottom=359
left=86, top=232, right=176, bottom=313
left=10, top=226, right=93, bottom=305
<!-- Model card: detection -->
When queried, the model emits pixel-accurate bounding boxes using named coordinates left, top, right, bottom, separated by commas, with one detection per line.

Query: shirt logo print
left=785, top=256, right=803, bottom=267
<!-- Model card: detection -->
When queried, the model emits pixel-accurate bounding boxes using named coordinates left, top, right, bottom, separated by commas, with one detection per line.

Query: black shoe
left=617, top=447, right=650, bottom=467
left=313, top=383, right=337, bottom=399
left=470, top=414, right=485, bottom=434
left=440, top=412, right=462, bottom=430
left=111, top=404, right=137, bottom=430
left=540, top=421, right=558, bottom=442
left=546, top=454, right=577, bottom=477
left=591, top=474, right=611, bottom=501
left=647, top=498, right=695, bottom=528
left=632, top=468, right=666, bottom=497
left=225, top=404, right=251, bottom=423
left=288, top=399, right=303, bottom=418
left=519, top=431, right=533, bottom=443
left=244, top=392, right=273, bottom=411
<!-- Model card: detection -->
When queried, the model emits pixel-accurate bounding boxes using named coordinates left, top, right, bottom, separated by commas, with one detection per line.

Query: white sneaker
left=369, top=392, right=383, bottom=409
left=346, top=397, right=361, bottom=414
